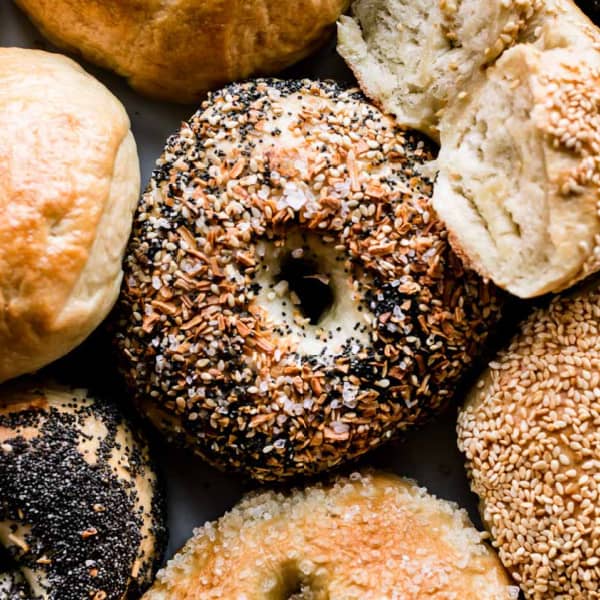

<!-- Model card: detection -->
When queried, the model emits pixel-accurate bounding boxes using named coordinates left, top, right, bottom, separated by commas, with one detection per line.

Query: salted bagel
left=143, top=471, right=514, bottom=599
left=0, top=382, right=166, bottom=599
left=114, top=79, right=503, bottom=481
left=14, top=0, right=349, bottom=102
left=458, top=282, right=600, bottom=598
left=338, top=0, right=600, bottom=297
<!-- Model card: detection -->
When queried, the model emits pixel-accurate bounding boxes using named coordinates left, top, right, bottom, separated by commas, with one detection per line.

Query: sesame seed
left=459, top=284, right=600, bottom=599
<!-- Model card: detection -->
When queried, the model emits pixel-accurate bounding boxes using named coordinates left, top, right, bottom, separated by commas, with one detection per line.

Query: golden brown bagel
left=458, top=281, right=600, bottom=599
left=15, top=0, right=349, bottom=102
left=0, top=47, right=139, bottom=383
left=143, top=472, right=514, bottom=599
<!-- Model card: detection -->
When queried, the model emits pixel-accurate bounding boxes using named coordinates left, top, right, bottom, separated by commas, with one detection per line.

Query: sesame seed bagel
left=338, top=0, right=600, bottom=298
left=0, top=382, right=166, bottom=600
left=115, top=79, right=503, bottom=481
left=458, top=282, right=600, bottom=599
left=143, top=471, right=513, bottom=600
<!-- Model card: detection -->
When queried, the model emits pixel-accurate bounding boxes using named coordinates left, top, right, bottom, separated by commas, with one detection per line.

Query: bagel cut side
left=338, top=0, right=600, bottom=297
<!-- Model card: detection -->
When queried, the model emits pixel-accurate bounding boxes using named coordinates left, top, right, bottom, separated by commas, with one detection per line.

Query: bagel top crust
left=15, top=0, right=349, bottom=102
left=458, top=282, right=600, bottom=599
left=143, top=472, right=515, bottom=600
left=114, top=79, right=503, bottom=481
left=0, top=47, right=140, bottom=384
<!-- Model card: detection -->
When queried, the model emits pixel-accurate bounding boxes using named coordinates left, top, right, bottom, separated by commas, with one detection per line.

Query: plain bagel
left=114, top=79, right=503, bottom=481
left=15, top=0, right=349, bottom=102
left=143, top=471, right=515, bottom=600
left=0, top=47, right=140, bottom=383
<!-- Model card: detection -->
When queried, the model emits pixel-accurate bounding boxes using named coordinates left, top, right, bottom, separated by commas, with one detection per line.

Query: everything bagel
left=115, top=79, right=503, bottom=480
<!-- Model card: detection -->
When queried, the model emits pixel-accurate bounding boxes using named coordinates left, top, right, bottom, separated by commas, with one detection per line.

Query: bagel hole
left=287, top=584, right=318, bottom=599
left=277, top=254, right=334, bottom=326
left=278, top=562, right=326, bottom=600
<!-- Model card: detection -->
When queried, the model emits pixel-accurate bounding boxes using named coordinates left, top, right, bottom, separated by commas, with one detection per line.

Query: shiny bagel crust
left=0, top=48, right=140, bottom=383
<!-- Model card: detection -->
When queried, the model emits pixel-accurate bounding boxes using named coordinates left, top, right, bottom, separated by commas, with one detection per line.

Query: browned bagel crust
left=0, top=48, right=139, bottom=384
left=143, top=472, right=514, bottom=599
left=14, top=0, right=349, bottom=102
left=115, top=79, right=503, bottom=481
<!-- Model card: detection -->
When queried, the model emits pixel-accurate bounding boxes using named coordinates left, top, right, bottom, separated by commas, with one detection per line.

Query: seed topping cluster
left=439, top=0, right=541, bottom=58
left=116, top=79, right=502, bottom=480
left=0, top=386, right=166, bottom=600
left=538, top=59, right=600, bottom=278
left=458, top=284, right=600, bottom=599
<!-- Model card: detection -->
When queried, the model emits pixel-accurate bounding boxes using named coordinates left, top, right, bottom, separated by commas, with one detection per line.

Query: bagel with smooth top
left=15, top=0, right=350, bottom=102
left=0, top=47, right=140, bottom=383
left=143, top=471, right=515, bottom=599
left=114, top=78, right=503, bottom=481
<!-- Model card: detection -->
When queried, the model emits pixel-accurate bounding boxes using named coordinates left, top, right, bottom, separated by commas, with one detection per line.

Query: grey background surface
left=0, top=0, right=519, bottom=568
